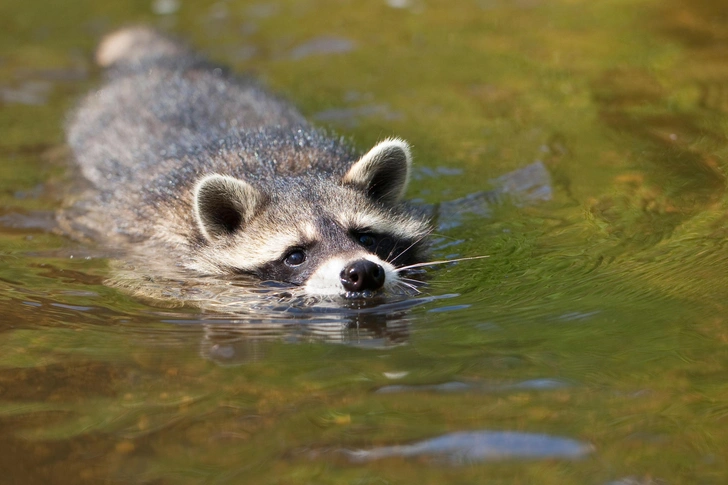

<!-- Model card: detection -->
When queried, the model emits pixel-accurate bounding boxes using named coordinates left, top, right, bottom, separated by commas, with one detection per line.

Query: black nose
left=340, top=259, right=386, bottom=292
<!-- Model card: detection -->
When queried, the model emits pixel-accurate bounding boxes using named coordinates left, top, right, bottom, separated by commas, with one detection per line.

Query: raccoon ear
left=343, top=138, right=412, bottom=204
left=193, top=174, right=262, bottom=241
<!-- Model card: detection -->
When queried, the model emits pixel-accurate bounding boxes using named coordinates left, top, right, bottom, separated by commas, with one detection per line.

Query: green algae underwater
left=2, top=0, right=728, bottom=483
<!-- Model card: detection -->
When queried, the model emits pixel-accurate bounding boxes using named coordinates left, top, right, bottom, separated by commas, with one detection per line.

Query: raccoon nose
left=340, top=259, right=386, bottom=292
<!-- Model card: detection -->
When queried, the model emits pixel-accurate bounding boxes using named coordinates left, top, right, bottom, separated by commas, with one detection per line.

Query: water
left=2, top=0, right=728, bottom=483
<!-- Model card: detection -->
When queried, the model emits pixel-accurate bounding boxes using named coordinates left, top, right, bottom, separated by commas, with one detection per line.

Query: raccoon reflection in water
left=60, top=27, right=437, bottom=302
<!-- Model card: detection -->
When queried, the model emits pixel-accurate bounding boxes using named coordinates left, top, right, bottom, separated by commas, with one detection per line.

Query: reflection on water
left=2, top=0, right=728, bottom=483
left=376, top=377, right=570, bottom=394
left=346, top=430, right=593, bottom=463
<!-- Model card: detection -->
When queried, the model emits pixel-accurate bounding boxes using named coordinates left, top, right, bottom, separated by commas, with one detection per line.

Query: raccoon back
left=67, top=28, right=311, bottom=189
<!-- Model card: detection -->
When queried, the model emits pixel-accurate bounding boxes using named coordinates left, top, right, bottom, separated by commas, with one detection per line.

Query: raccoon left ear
left=193, top=174, right=262, bottom=242
left=343, top=138, right=412, bottom=204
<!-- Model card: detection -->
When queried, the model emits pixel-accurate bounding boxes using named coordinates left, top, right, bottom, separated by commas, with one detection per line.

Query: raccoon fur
left=63, top=28, right=431, bottom=298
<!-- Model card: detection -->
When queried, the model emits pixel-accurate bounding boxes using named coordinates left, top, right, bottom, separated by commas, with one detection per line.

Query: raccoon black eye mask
left=63, top=27, right=433, bottom=298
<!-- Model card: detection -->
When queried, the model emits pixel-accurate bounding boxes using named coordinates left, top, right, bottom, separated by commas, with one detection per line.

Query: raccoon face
left=190, top=139, right=430, bottom=297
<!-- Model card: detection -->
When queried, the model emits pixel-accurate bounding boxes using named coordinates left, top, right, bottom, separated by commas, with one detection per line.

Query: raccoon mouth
left=343, top=289, right=380, bottom=300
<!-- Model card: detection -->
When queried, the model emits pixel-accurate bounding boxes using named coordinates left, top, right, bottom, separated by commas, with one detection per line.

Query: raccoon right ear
left=343, top=138, right=412, bottom=205
left=193, top=174, right=262, bottom=241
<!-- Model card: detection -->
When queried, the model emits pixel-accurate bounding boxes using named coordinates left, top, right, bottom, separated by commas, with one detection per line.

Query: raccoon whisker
left=394, top=255, right=490, bottom=272
left=395, top=280, right=421, bottom=295
left=384, top=246, right=398, bottom=261
left=399, top=274, right=424, bottom=281
left=384, top=244, right=398, bottom=265
left=399, top=283, right=423, bottom=295
left=388, top=228, right=435, bottom=265
left=399, top=276, right=426, bottom=286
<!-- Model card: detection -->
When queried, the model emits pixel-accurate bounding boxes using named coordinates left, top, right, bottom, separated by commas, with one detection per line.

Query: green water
left=3, top=0, right=728, bottom=483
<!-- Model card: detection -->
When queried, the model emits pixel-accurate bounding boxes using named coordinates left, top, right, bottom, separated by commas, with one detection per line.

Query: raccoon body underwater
left=63, top=28, right=431, bottom=298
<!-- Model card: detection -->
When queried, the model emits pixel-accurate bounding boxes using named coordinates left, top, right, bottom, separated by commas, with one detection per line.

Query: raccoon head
left=191, top=138, right=430, bottom=298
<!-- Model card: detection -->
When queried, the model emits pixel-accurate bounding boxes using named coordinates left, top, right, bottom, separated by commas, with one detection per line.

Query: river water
left=2, top=0, right=728, bottom=483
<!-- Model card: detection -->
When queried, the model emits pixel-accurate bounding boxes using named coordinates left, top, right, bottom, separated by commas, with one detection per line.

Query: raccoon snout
left=340, top=259, right=386, bottom=292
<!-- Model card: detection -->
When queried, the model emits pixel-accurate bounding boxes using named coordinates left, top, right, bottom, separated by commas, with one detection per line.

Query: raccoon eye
left=284, top=249, right=306, bottom=267
left=357, top=233, right=377, bottom=249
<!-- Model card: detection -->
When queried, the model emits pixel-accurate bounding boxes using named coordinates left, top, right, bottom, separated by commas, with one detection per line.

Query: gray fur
left=62, top=28, right=430, bottom=296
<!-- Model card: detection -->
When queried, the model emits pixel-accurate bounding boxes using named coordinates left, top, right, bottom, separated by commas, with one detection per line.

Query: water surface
left=2, top=0, right=728, bottom=483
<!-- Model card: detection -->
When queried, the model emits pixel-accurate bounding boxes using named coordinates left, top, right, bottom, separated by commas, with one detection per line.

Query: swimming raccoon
left=63, top=28, right=430, bottom=298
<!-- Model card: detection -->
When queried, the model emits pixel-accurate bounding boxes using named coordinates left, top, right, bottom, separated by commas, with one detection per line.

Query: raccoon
left=63, top=28, right=431, bottom=298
